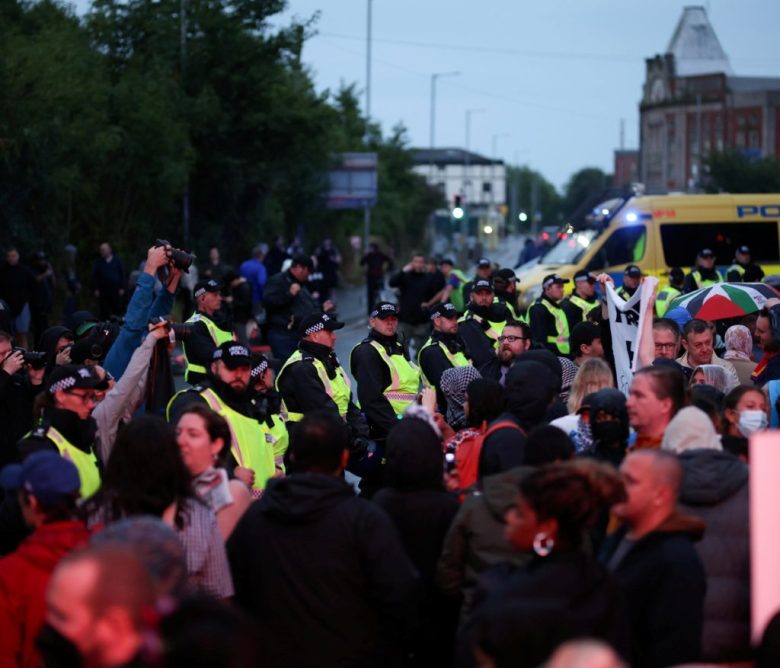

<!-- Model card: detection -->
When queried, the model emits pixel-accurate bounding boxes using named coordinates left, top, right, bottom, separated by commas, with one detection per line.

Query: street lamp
left=430, top=71, right=460, bottom=149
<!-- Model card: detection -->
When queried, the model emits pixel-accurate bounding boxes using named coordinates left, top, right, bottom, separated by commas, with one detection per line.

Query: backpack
left=444, top=420, right=524, bottom=501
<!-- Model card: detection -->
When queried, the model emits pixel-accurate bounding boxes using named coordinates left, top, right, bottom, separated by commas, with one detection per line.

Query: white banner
left=606, top=277, right=659, bottom=395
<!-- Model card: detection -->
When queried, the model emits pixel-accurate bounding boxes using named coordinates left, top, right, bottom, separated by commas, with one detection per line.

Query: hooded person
left=662, top=406, right=751, bottom=663
left=478, top=360, right=559, bottom=478
left=513, top=349, right=568, bottom=421
left=372, top=417, right=460, bottom=666
left=37, top=326, right=75, bottom=375
left=587, top=389, right=629, bottom=468
left=440, top=365, right=482, bottom=432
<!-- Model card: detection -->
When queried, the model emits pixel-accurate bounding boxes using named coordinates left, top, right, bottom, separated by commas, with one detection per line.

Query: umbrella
left=669, top=282, right=780, bottom=321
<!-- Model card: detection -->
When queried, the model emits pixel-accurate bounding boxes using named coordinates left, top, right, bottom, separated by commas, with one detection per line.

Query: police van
left=516, top=192, right=780, bottom=306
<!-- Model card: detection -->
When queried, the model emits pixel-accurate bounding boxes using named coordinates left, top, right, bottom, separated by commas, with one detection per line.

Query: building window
left=482, top=182, right=492, bottom=193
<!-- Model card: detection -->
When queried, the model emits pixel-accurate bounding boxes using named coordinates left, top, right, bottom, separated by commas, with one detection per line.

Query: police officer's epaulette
left=189, top=313, right=202, bottom=322
left=30, top=417, right=52, bottom=440
left=360, top=336, right=372, bottom=345
left=190, top=383, right=206, bottom=393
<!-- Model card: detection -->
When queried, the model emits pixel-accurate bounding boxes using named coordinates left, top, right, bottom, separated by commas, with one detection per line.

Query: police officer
left=683, top=248, right=722, bottom=293
left=350, top=302, right=421, bottom=444
left=17, top=365, right=106, bottom=499
left=182, top=279, right=234, bottom=385
left=528, top=273, right=570, bottom=356
left=462, top=257, right=494, bottom=305
left=249, top=353, right=287, bottom=475
left=458, top=279, right=512, bottom=368
left=656, top=267, right=685, bottom=316
left=168, top=342, right=279, bottom=496
left=617, top=264, right=642, bottom=301
left=492, top=268, right=521, bottom=320
left=726, top=245, right=764, bottom=283
left=276, top=312, right=367, bottom=440
left=562, top=269, right=599, bottom=329
left=418, top=303, right=471, bottom=409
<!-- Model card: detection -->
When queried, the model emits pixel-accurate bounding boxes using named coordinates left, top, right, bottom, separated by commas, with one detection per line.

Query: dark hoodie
left=678, top=449, right=750, bottom=662
left=227, top=473, right=419, bottom=668
left=38, top=326, right=74, bottom=375
left=479, top=361, right=558, bottom=477
left=373, top=418, right=460, bottom=666
left=600, top=512, right=707, bottom=668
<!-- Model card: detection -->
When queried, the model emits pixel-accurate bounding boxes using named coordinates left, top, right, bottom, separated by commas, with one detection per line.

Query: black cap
left=193, top=279, right=221, bottom=299
left=472, top=278, right=494, bottom=292
left=291, top=254, right=314, bottom=271
left=212, top=342, right=251, bottom=368
left=573, top=269, right=596, bottom=284
left=542, top=274, right=569, bottom=289
left=668, top=266, right=684, bottom=282
left=698, top=248, right=715, bottom=259
left=439, top=258, right=455, bottom=267
left=369, top=301, right=399, bottom=319
left=737, top=245, right=751, bottom=255
left=46, top=365, right=104, bottom=395
left=298, top=312, right=345, bottom=336
left=624, top=264, right=642, bottom=277
left=476, top=258, right=492, bottom=269
left=430, top=303, right=460, bottom=320
left=250, top=353, right=281, bottom=380
left=494, top=268, right=518, bottom=282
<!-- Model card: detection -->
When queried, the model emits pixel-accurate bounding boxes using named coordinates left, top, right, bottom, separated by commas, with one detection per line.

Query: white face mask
left=737, top=409, right=768, bottom=437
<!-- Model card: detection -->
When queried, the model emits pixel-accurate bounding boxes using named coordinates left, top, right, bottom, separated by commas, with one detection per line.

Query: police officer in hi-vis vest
left=562, top=269, right=600, bottom=330
left=418, top=302, right=471, bottom=410
left=528, top=273, right=571, bottom=356
left=276, top=312, right=368, bottom=447
left=17, top=365, right=107, bottom=500
left=656, top=267, right=685, bottom=317
left=350, top=302, right=421, bottom=444
left=249, top=352, right=288, bottom=475
left=683, top=248, right=722, bottom=293
left=168, top=342, right=279, bottom=496
left=182, top=279, right=235, bottom=385
left=726, top=245, right=765, bottom=283
left=458, top=279, right=512, bottom=368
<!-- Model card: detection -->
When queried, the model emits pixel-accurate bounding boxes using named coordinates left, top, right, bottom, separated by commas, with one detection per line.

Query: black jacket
left=561, top=292, right=599, bottom=330
left=683, top=266, right=722, bottom=293
left=678, top=449, right=750, bottom=662
left=0, top=369, right=42, bottom=470
left=277, top=340, right=367, bottom=437
left=262, top=270, right=321, bottom=332
left=182, top=310, right=233, bottom=384
left=600, top=513, right=707, bottom=668
left=478, top=356, right=510, bottom=385
left=227, top=473, right=419, bottom=668
left=528, top=295, right=565, bottom=355
left=388, top=270, right=440, bottom=325
left=350, top=330, right=411, bottom=440
left=419, top=332, right=470, bottom=409
left=469, top=552, right=629, bottom=667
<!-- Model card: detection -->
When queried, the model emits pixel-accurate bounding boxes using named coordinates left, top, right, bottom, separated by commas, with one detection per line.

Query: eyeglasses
left=497, top=335, right=527, bottom=343
left=654, top=343, right=677, bottom=350
left=66, top=390, right=97, bottom=405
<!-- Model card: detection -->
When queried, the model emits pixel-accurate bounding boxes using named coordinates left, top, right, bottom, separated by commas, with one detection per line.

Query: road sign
left=325, top=153, right=378, bottom=209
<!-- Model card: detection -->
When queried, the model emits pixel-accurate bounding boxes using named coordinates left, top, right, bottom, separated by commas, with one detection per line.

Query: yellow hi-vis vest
left=460, top=313, right=507, bottom=351
left=200, top=388, right=275, bottom=496
left=183, top=312, right=235, bottom=382
left=368, top=340, right=421, bottom=416
left=539, top=298, right=570, bottom=355
left=417, top=337, right=470, bottom=387
left=263, top=412, right=289, bottom=474
left=276, top=350, right=352, bottom=422
left=568, top=295, right=597, bottom=322
left=493, top=296, right=519, bottom=321
left=655, top=286, right=682, bottom=316
left=45, top=426, right=101, bottom=500
left=726, top=264, right=746, bottom=281
left=690, top=269, right=722, bottom=289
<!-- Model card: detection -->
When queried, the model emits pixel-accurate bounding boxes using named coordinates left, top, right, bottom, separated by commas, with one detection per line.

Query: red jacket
left=0, top=521, right=90, bottom=668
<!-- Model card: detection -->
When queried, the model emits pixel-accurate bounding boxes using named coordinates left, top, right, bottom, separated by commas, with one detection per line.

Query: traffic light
left=452, top=194, right=464, bottom=220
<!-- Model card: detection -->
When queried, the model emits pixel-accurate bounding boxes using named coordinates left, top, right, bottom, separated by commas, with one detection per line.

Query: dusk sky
left=273, top=0, right=780, bottom=190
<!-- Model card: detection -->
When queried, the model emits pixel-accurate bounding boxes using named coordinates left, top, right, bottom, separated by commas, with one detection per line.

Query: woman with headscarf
left=689, top=364, right=735, bottom=394
left=662, top=406, right=751, bottom=663
left=440, top=365, right=482, bottom=431
left=723, top=325, right=757, bottom=386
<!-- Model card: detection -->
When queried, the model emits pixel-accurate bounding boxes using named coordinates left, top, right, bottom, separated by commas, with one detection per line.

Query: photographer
left=102, top=244, right=180, bottom=380
left=0, top=332, right=46, bottom=470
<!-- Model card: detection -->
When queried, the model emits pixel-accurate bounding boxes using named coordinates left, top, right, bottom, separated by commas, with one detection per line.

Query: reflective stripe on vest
left=493, top=296, right=519, bottom=321
left=655, top=286, right=681, bottom=316
left=276, top=350, right=352, bottom=422
left=539, top=299, right=570, bottom=355
left=691, top=270, right=722, bottom=289
left=460, top=313, right=507, bottom=350
left=183, top=313, right=235, bottom=380
left=264, top=413, right=289, bottom=473
left=727, top=264, right=746, bottom=281
left=45, top=427, right=101, bottom=499
left=417, top=337, right=471, bottom=387
left=200, top=388, right=275, bottom=496
left=368, top=340, right=421, bottom=416
left=568, top=295, right=597, bottom=322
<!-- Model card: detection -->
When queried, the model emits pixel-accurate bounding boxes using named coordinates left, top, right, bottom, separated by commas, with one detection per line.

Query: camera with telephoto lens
left=149, top=316, right=192, bottom=340
left=154, top=239, right=195, bottom=273
left=15, top=349, right=47, bottom=370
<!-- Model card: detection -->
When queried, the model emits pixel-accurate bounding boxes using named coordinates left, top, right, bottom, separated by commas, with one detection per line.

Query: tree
left=561, top=167, right=612, bottom=217
left=504, top=166, right=562, bottom=232
left=705, top=151, right=780, bottom=193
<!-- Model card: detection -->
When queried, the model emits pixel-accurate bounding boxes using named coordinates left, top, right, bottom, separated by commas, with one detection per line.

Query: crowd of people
left=0, top=235, right=780, bottom=668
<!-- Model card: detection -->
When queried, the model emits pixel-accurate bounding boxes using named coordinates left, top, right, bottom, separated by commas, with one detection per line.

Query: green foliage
left=705, top=151, right=780, bottom=193
left=504, top=165, right=562, bottom=231
left=561, top=167, right=612, bottom=217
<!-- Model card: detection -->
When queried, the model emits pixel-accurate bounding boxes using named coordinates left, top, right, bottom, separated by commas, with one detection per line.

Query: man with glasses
left=479, top=321, right=532, bottom=386
left=677, top=319, right=739, bottom=388
left=17, top=365, right=107, bottom=500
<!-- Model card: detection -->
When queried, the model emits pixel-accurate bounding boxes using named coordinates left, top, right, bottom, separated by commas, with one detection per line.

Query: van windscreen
left=541, top=229, right=601, bottom=264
